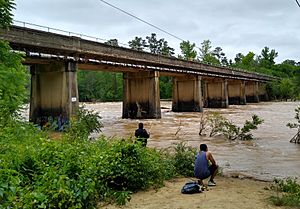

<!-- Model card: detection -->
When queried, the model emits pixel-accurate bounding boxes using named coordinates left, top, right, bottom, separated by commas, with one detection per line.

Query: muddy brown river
left=85, top=101, right=300, bottom=181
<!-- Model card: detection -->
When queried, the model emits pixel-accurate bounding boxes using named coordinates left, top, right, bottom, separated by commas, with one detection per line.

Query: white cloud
left=13, top=0, right=300, bottom=62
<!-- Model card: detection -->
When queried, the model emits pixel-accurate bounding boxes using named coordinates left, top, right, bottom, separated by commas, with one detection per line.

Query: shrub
left=64, top=106, right=103, bottom=140
left=1, top=123, right=192, bottom=207
left=0, top=41, right=29, bottom=126
left=270, top=178, right=300, bottom=207
left=172, top=142, right=197, bottom=177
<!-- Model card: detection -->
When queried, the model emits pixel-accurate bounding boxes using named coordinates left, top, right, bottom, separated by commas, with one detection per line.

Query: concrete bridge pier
left=245, top=81, right=259, bottom=103
left=227, top=80, right=246, bottom=105
left=122, top=71, right=161, bottom=119
left=204, top=78, right=229, bottom=108
left=258, top=83, right=269, bottom=101
left=29, top=61, right=79, bottom=124
left=172, top=75, right=202, bottom=112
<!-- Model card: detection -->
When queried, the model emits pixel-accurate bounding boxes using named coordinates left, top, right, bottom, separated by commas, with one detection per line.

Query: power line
left=97, top=0, right=185, bottom=42
left=296, top=0, right=300, bottom=7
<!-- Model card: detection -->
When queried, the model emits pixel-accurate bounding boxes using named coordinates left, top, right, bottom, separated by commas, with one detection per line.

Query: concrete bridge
left=0, top=24, right=274, bottom=122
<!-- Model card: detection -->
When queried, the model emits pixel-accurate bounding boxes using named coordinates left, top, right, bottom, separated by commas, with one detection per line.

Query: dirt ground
left=101, top=176, right=289, bottom=209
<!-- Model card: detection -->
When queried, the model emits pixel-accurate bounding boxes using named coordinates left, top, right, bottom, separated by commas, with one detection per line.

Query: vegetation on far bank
left=78, top=38, right=300, bottom=102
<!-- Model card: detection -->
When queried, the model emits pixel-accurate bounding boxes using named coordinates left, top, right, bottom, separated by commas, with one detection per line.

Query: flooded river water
left=85, top=101, right=300, bottom=181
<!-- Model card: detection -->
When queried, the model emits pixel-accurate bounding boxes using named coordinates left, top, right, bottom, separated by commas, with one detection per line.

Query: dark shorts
left=201, top=164, right=218, bottom=179
left=208, top=164, right=218, bottom=176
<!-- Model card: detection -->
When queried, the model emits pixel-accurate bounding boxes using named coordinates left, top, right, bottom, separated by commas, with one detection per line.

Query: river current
left=85, top=101, right=300, bottom=181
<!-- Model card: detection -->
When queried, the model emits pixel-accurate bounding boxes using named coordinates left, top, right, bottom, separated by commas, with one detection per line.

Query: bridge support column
left=258, top=83, right=269, bottom=101
left=122, top=71, right=161, bottom=119
left=245, top=81, right=259, bottom=103
left=172, top=75, right=202, bottom=112
left=29, top=61, right=79, bottom=123
left=228, top=80, right=246, bottom=105
left=204, top=78, right=229, bottom=108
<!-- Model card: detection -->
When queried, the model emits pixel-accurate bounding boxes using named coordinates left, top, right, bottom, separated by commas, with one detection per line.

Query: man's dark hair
left=138, top=122, right=144, bottom=129
left=200, top=144, right=207, bottom=151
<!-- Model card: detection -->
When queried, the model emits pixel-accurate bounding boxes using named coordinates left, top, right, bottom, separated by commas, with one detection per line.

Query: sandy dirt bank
left=101, top=176, right=289, bottom=209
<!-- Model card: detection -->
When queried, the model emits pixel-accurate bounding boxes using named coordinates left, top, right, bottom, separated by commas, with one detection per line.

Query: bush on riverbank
left=0, top=120, right=197, bottom=208
left=270, top=178, right=300, bottom=207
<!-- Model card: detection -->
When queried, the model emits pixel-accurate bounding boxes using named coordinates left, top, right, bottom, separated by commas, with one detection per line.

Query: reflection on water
left=86, top=101, right=300, bottom=181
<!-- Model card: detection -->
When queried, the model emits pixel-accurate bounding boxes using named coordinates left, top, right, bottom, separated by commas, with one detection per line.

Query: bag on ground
left=181, top=181, right=201, bottom=194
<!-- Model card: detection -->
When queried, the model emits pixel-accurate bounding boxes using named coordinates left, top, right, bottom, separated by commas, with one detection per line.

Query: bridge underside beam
left=122, top=71, right=161, bottom=119
left=228, top=80, right=246, bottom=105
left=245, top=81, right=259, bottom=103
left=30, top=61, right=79, bottom=124
left=204, top=78, right=229, bottom=108
left=172, top=75, right=203, bottom=112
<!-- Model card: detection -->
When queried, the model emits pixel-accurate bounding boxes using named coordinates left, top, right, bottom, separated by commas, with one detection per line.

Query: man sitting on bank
left=194, top=143, right=219, bottom=186
left=135, top=122, right=150, bottom=147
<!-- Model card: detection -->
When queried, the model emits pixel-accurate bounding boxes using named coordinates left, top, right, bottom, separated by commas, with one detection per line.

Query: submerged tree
left=199, top=112, right=264, bottom=140
left=287, top=106, right=300, bottom=143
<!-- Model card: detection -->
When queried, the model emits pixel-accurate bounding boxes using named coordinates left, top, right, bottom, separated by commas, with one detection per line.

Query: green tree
left=104, top=38, right=119, bottom=47
left=242, top=52, right=256, bottom=68
left=259, top=46, right=278, bottom=68
left=159, top=76, right=172, bottom=99
left=179, top=40, right=197, bottom=61
left=145, top=33, right=174, bottom=56
left=77, top=71, right=123, bottom=102
left=198, top=40, right=220, bottom=65
left=0, top=0, right=29, bottom=125
left=234, top=53, right=243, bottom=65
left=212, top=46, right=228, bottom=66
left=128, top=36, right=147, bottom=51
left=0, top=42, right=28, bottom=123
left=146, top=33, right=161, bottom=54
left=0, top=0, right=15, bottom=29
left=160, top=39, right=175, bottom=56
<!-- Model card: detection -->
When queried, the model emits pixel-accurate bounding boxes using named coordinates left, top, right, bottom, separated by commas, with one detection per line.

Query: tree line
left=78, top=35, right=300, bottom=102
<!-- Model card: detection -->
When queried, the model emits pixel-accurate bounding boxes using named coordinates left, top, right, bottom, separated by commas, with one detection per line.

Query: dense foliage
left=0, top=118, right=197, bottom=207
left=0, top=0, right=29, bottom=125
left=0, top=0, right=15, bottom=29
left=0, top=41, right=29, bottom=124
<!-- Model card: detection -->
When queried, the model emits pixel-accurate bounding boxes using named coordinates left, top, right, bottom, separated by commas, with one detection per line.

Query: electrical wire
left=97, top=0, right=185, bottom=42
left=296, top=0, right=300, bottom=7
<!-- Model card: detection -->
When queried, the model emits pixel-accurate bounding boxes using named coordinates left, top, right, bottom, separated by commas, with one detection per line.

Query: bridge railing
left=12, top=20, right=276, bottom=80
left=13, top=20, right=129, bottom=48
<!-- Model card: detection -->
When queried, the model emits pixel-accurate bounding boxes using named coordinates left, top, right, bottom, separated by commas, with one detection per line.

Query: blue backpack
left=181, top=181, right=201, bottom=194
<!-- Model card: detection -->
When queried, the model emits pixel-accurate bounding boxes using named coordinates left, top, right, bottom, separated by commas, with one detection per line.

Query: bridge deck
left=0, top=26, right=274, bottom=81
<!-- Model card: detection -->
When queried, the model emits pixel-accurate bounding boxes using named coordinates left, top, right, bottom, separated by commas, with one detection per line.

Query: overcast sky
left=13, top=0, right=300, bottom=63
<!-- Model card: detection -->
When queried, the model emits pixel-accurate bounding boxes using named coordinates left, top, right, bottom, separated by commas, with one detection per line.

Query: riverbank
left=101, top=176, right=287, bottom=209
